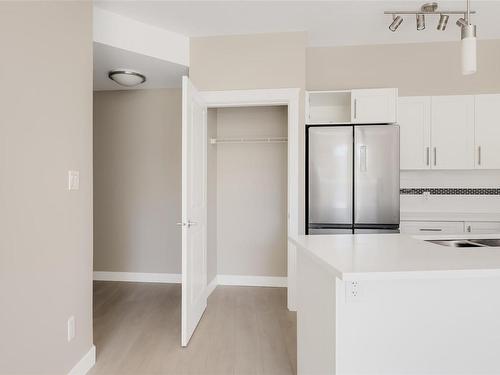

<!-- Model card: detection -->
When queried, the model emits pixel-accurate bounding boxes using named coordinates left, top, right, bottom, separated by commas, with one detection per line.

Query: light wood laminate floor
left=91, top=282, right=297, bottom=375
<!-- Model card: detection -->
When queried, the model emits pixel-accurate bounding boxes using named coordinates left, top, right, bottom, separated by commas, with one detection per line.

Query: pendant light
left=460, top=0, right=477, bottom=75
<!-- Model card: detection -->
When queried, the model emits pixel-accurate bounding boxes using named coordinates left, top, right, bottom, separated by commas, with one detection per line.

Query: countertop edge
left=289, top=236, right=500, bottom=281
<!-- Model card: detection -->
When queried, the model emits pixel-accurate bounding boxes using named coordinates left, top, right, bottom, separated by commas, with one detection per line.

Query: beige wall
left=93, top=89, right=182, bottom=274
left=0, top=2, right=93, bottom=373
left=216, top=107, right=288, bottom=277
left=190, top=32, right=307, bottom=235
left=190, top=32, right=307, bottom=91
left=307, top=39, right=500, bottom=95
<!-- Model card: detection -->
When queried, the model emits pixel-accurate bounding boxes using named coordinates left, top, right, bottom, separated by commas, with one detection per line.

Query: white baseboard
left=217, top=274, right=287, bottom=288
left=207, top=276, right=218, bottom=297
left=93, top=271, right=181, bottom=284
left=93, top=272, right=286, bottom=288
left=68, top=345, right=95, bottom=375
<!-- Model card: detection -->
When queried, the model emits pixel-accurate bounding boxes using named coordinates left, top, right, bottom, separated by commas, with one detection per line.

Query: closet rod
left=210, top=137, right=288, bottom=145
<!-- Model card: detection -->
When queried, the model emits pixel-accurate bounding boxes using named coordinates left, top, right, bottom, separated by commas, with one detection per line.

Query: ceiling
left=93, top=42, right=188, bottom=91
left=94, top=1, right=500, bottom=47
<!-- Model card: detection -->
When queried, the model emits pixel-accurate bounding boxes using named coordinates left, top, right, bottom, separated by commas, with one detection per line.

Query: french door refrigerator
left=306, top=125, right=400, bottom=234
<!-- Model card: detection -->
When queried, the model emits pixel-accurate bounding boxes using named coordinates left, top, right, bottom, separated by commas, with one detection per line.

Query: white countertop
left=401, top=211, right=500, bottom=222
left=290, top=233, right=500, bottom=281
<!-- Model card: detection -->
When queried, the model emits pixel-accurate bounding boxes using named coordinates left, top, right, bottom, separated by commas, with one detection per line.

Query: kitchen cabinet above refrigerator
left=306, top=88, right=398, bottom=125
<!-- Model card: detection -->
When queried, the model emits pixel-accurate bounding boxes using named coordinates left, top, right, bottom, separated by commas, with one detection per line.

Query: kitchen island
left=291, top=234, right=500, bottom=375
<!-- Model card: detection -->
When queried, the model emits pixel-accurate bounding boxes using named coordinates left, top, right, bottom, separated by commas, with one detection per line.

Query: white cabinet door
left=475, top=94, right=500, bottom=169
left=400, top=221, right=464, bottom=235
left=464, top=221, right=500, bottom=234
left=399, top=96, right=432, bottom=170
left=351, top=88, right=397, bottom=124
left=431, top=96, right=475, bottom=169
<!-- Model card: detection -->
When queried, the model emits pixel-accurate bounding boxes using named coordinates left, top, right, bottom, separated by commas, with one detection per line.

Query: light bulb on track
left=389, top=15, right=403, bottom=31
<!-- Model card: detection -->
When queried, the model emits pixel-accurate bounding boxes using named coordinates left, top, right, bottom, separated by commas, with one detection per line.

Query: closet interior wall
left=208, top=106, right=288, bottom=280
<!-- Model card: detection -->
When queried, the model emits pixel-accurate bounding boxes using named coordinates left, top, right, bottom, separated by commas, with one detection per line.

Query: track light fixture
left=459, top=0, right=477, bottom=75
left=437, top=14, right=449, bottom=30
left=456, top=17, right=468, bottom=28
left=416, top=14, right=426, bottom=30
left=385, top=1, right=478, bottom=75
left=389, top=16, right=403, bottom=32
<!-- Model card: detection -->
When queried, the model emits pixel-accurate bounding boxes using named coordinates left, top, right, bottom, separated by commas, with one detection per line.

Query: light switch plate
left=68, top=170, right=79, bottom=191
left=67, top=316, right=75, bottom=342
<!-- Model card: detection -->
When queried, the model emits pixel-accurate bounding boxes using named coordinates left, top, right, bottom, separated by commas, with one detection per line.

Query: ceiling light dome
left=108, top=69, right=146, bottom=87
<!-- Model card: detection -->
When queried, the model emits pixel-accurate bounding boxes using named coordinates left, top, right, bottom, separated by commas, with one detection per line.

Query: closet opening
left=206, top=105, right=289, bottom=288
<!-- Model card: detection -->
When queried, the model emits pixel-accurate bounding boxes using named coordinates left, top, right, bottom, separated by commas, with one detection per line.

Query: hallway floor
left=90, top=281, right=297, bottom=375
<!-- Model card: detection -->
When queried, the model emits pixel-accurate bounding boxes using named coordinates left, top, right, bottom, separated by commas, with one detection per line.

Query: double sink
left=426, top=238, right=500, bottom=248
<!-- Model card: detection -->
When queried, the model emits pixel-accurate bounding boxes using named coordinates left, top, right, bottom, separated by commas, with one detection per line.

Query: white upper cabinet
left=351, top=88, right=397, bottom=124
left=306, top=88, right=397, bottom=125
left=398, top=97, right=431, bottom=170
left=430, top=95, right=475, bottom=169
left=475, top=94, right=500, bottom=169
left=306, top=91, right=351, bottom=124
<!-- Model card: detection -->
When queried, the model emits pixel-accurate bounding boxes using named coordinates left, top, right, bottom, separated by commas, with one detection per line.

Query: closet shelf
left=210, top=137, right=287, bottom=145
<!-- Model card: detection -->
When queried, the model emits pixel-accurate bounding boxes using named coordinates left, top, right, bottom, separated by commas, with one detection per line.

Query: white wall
left=215, top=106, right=288, bottom=277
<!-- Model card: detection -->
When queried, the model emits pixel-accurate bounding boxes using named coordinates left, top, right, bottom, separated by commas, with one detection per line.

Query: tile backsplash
left=400, top=188, right=500, bottom=195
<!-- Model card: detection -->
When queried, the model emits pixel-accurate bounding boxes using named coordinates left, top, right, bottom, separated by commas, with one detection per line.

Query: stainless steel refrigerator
left=306, top=125, right=400, bottom=234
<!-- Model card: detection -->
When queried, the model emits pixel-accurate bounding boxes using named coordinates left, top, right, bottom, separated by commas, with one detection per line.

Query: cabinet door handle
left=353, top=99, right=357, bottom=120
left=478, top=146, right=482, bottom=166
left=433, top=147, right=437, bottom=166
left=426, top=147, right=430, bottom=166
left=419, top=228, right=442, bottom=232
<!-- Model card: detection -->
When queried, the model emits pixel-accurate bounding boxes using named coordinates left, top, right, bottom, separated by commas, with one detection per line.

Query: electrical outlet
left=345, top=280, right=362, bottom=302
left=68, top=170, right=79, bottom=191
left=67, top=316, right=75, bottom=342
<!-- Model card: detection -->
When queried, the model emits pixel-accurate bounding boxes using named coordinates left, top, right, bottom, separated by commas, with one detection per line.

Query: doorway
left=181, top=77, right=300, bottom=346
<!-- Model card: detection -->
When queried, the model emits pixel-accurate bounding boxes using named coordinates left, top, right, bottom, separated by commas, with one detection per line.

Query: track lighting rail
left=384, top=10, right=475, bottom=15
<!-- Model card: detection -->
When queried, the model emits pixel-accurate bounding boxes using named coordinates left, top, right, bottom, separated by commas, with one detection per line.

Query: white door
left=475, top=94, right=500, bottom=169
left=431, top=95, right=475, bottom=169
left=398, top=96, right=431, bottom=170
left=351, top=88, right=397, bottom=124
left=181, top=76, right=208, bottom=347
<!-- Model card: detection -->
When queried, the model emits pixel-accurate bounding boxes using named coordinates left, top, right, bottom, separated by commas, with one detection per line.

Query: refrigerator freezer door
left=354, top=125, right=400, bottom=226
left=308, top=126, right=353, bottom=226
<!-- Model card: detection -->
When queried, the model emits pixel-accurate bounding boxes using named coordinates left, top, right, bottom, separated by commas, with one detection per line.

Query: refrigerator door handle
left=360, top=145, right=367, bottom=172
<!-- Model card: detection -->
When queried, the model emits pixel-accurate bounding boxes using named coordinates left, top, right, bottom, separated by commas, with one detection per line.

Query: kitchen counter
left=294, top=233, right=500, bottom=375
left=401, top=211, right=500, bottom=222
left=290, top=233, right=500, bottom=281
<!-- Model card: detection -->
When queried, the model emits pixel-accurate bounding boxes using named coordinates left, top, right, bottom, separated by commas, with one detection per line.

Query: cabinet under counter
left=292, top=234, right=500, bottom=375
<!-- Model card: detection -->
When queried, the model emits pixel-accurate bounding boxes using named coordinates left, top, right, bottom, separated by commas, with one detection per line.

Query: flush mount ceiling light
left=108, top=69, right=146, bottom=87
left=384, top=1, right=477, bottom=75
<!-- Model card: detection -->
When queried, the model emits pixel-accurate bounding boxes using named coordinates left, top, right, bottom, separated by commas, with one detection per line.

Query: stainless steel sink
left=426, top=239, right=486, bottom=247
left=469, top=239, right=500, bottom=247
left=426, top=239, right=500, bottom=247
